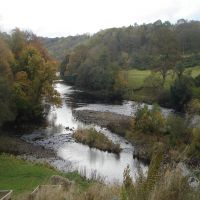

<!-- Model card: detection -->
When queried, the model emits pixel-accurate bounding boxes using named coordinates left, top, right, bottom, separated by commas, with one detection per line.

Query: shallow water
left=23, top=82, right=172, bottom=183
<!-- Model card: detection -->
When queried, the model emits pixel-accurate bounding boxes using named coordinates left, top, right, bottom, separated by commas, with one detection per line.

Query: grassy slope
left=0, top=154, right=89, bottom=196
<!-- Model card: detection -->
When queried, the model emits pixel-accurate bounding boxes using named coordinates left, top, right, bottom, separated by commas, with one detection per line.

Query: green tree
left=151, top=21, right=180, bottom=85
left=135, top=105, right=166, bottom=134
left=0, top=37, right=15, bottom=126
left=170, top=75, right=195, bottom=111
left=10, top=28, right=26, bottom=59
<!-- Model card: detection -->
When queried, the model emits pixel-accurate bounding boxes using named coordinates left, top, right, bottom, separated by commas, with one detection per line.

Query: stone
left=50, top=175, right=73, bottom=190
left=188, top=176, right=199, bottom=188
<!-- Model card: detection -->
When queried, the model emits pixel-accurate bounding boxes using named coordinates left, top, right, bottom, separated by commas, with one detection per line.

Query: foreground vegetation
left=73, top=128, right=121, bottom=154
left=1, top=153, right=199, bottom=200
left=0, top=154, right=89, bottom=198
left=119, top=151, right=200, bottom=200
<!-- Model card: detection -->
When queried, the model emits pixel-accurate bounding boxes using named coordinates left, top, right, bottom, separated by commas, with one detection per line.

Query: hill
left=40, top=35, right=90, bottom=61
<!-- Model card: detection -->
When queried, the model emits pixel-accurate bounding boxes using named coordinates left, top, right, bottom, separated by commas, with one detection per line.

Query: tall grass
left=73, top=128, right=121, bottom=154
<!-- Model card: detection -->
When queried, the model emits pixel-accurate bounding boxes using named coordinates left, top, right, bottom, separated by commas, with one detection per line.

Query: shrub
left=170, top=76, right=195, bottom=111
left=121, top=165, right=135, bottom=200
left=73, top=128, right=121, bottom=154
left=107, top=119, right=131, bottom=137
left=120, top=152, right=200, bottom=200
left=186, top=99, right=200, bottom=116
left=188, top=128, right=200, bottom=160
left=135, top=105, right=166, bottom=134
left=166, top=114, right=189, bottom=146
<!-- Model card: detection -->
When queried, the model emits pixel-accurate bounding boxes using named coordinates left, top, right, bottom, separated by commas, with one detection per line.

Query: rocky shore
left=0, top=134, right=55, bottom=158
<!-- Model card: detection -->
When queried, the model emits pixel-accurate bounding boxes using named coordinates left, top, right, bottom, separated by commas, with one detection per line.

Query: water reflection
left=58, top=142, right=143, bottom=183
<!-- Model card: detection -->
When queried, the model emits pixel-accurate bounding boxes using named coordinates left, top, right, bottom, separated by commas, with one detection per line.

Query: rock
left=50, top=175, right=73, bottom=190
left=65, top=127, right=69, bottom=130
left=188, top=176, right=199, bottom=188
left=176, top=162, right=190, bottom=177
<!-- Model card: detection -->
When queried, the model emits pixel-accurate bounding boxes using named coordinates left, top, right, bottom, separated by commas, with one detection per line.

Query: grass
left=186, top=66, right=200, bottom=78
left=124, top=69, right=152, bottom=89
left=0, top=150, right=199, bottom=200
left=0, top=154, right=89, bottom=197
left=73, top=128, right=121, bottom=154
left=0, top=154, right=120, bottom=200
left=121, top=66, right=200, bottom=103
left=124, top=66, right=200, bottom=89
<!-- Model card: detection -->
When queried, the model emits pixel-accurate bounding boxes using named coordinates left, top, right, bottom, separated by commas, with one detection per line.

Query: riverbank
left=0, top=134, right=55, bottom=158
left=73, top=128, right=121, bottom=154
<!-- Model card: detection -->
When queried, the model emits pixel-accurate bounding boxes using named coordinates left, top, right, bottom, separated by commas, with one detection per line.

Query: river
left=22, top=82, right=172, bottom=183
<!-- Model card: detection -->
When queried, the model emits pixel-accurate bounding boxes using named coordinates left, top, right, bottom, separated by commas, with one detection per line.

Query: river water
left=22, top=82, right=172, bottom=183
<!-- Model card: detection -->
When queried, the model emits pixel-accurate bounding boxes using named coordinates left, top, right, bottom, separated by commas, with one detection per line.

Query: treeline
left=40, top=35, right=90, bottom=61
left=60, top=18, right=200, bottom=76
left=60, top=19, right=200, bottom=110
left=0, top=28, right=60, bottom=128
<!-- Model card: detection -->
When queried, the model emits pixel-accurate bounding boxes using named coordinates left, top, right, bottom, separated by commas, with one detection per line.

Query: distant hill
left=40, top=35, right=90, bottom=61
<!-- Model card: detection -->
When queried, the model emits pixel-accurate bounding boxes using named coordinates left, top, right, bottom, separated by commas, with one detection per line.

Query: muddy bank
left=0, top=134, right=55, bottom=158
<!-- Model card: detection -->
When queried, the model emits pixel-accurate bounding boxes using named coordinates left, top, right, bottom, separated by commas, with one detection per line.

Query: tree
left=170, top=75, right=195, bottom=111
left=10, top=28, right=26, bottom=58
left=0, top=38, right=14, bottom=79
left=151, top=22, right=181, bottom=85
left=0, top=78, right=15, bottom=126
left=60, top=54, right=70, bottom=78
left=13, top=45, right=61, bottom=122
left=135, top=105, right=166, bottom=134
left=0, top=38, right=15, bottom=126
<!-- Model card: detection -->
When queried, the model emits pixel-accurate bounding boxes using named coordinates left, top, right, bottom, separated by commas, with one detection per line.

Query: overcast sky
left=0, top=0, right=200, bottom=37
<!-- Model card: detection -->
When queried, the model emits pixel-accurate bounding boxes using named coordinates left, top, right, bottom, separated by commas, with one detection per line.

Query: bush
left=186, top=99, right=200, bottom=116
left=135, top=105, right=166, bottom=134
left=188, top=128, right=200, bottom=160
left=73, top=128, right=121, bottom=154
left=120, top=150, right=200, bottom=200
left=166, top=114, right=189, bottom=146
left=170, top=76, right=195, bottom=111
left=107, top=119, right=131, bottom=137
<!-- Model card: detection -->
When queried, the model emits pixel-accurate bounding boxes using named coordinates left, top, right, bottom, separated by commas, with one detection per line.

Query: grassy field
left=124, top=66, right=200, bottom=89
left=0, top=154, right=89, bottom=197
left=186, top=66, right=200, bottom=77
left=122, top=66, right=200, bottom=103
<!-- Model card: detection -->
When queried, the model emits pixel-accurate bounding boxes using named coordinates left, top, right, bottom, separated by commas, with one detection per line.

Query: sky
left=0, top=0, right=200, bottom=37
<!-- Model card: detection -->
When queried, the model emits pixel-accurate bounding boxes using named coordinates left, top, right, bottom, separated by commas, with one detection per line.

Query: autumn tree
left=13, top=44, right=60, bottom=122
